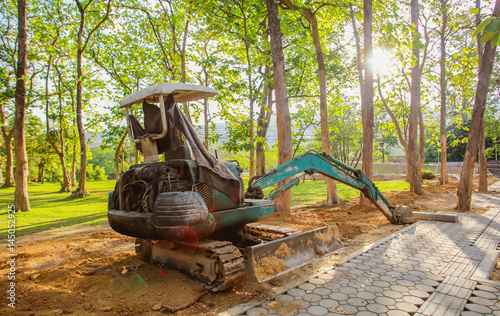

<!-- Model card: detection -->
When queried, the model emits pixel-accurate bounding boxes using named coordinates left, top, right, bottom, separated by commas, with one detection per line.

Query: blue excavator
left=107, top=83, right=456, bottom=291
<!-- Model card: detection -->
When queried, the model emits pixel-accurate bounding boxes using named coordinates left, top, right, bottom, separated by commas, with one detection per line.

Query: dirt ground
left=1, top=179, right=499, bottom=315
left=490, top=259, right=500, bottom=282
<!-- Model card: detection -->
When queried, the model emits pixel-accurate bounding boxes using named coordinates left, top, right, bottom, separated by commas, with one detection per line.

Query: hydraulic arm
left=246, top=151, right=411, bottom=224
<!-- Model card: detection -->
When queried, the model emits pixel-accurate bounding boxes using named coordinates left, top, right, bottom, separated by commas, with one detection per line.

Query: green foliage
left=446, top=121, right=470, bottom=162
left=89, top=147, right=115, bottom=177
left=86, top=163, right=107, bottom=181
left=222, top=117, right=254, bottom=153
left=327, top=102, right=363, bottom=164
left=474, top=16, right=500, bottom=47
left=374, top=125, right=399, bottom=163
left=291, top=103, right=317, bottom=156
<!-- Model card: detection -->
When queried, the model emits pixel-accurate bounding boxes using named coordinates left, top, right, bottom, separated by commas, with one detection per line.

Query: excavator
left=107, top=83, right=457, bottom=291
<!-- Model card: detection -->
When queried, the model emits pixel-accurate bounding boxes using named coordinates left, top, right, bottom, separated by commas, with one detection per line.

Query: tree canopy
left=2, top=0, right=499, bottom=211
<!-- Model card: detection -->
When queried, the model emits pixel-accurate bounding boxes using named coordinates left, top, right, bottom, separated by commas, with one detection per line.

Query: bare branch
left=81, top=0, right=112, bottom=52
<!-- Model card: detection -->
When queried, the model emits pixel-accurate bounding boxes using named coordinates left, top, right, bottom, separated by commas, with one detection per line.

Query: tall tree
left=476, top=0, right=488, bottom=193
left=280, top=0, right=340, bottom=205
left=408, top=0, right=423, bottom=194
left=415, top=15, right=430, bottom=180
left=377, top=74, right=411, bottom=173
left=46, top=63, right=72, bottom=191
left=36, top=1, right=79, bottom=192
left=267, top=0, right=293, bottom=212
left=0, top=101, right=14, bottom=187
left=457, top=0, right=500, bottom=210
left=71, top=0, right=111, bottom=198
left=255, top=66, right=273, bottom=174
left=374, top=0, right=430, bottom=184
left=202, top=0, right=270, bottom=175
left=13, top=0, right=29, bottom=211
left=218, top=0, right=269, bottom=178
left=438, top=0, right=449, bottom=184
left=0, top=2, right=17, bottom=187
left=35, top=2, right=73, bottom=192
left=361, top=0, right=374, bottom=202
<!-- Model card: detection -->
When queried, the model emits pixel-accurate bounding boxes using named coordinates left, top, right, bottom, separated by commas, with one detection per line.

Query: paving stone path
left=238, top=182, right=500, bottom=316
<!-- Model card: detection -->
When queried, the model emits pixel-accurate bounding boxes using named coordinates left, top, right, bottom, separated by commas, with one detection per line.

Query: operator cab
left=120, top=83, right=218, bottom=163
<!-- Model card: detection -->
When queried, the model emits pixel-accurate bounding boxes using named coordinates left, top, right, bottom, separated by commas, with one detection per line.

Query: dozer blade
left=244, top=224, right=344, bottom=283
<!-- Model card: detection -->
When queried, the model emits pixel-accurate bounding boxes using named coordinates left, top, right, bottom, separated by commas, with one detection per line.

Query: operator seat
left=129, top=96, right=192, bottom=161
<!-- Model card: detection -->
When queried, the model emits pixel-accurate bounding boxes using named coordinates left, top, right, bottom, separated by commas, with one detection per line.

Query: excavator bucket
left=243, top=224, right=344, bottom=283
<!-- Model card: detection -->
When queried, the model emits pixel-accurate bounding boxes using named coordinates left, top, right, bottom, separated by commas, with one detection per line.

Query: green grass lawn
left=0, top=181, right=115, bottom=240
left=250, top=178, right=409, bottom=206
left=1, top=178, right=410, bottom=240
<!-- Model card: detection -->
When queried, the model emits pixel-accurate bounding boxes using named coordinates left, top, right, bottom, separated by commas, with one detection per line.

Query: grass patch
left=0, top=181, right=115, bottom=240
left=2, top=178, right=411, bottom=240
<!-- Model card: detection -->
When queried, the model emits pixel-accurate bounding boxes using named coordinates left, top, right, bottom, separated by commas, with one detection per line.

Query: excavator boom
left=246, top=151, right=458, bottom=224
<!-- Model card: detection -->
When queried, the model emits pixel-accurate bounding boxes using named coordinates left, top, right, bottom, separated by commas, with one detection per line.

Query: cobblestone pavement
left=239, top=183, right=500, bottom=316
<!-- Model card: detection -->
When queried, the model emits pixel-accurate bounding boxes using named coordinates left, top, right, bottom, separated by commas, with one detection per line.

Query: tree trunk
left=256, top=79, right=273, bottom=175
left=71, top=142, right=77, bottom=186
left=408, top=0, right=423, bottom=194
left=2, top=131, right=15, bottom=187
left=13, top=0, right=30, bottom=212
left=476, top=0, right=483, bottom=68
left=417, top=103, right=426, bottom=178
left=180, top=21, right=192, bottom=125
left=439, top=0, right=448, bottom=184
left=377, top=76, right=409, bottom=180
left=37, top=161, right=45, bottom=183
left=203, top=98, right=209, bottom=150
left=476, top=0, right=488, bottom=193
left=304, top=9, right=340, bottom=204
left=135, top=149, right=140, bottom=164
left=0, top=99, right=14, bottom=187
left=478, top=124, right=488, bottom=192
left=266, top=0, right=293, bottom=212
left=72, top=43, right=88, bottom=198
left=242, top=16, right=255, bottom=179
left=361, top=0, right=374, bottom=204
left=71, top=0, right=110, bottom=197
left=115, top=132, right=127, bottom=181
left=281, top=0, right=340, bottom=204
left=256, top=144, right=266, bottom=175
left=405, top=151, right=411, bottom=181
left=47, top=62, right=71, bottom=192
left=57, top=67, right=71, bottom=191
left=457, top=0, right=499, bottom=211
left=249, top=102, right=255, bottom=178
left=0, top=158, right=3, bottom=183
left=121, top=150, right=125, bottom=173
left=73, top=1, right=89, bottom=198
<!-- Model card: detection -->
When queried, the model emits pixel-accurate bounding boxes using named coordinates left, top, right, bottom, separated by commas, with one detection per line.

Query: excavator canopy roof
left=120, top=83, right=218, bottom=108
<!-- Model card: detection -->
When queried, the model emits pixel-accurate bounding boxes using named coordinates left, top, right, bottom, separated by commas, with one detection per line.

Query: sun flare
left=371, top=49, right=393, bottom=76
